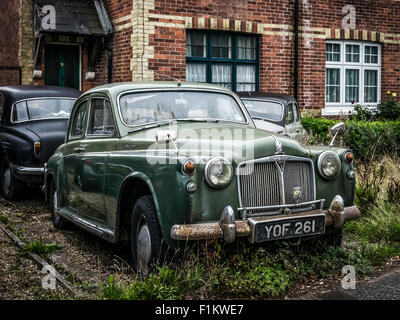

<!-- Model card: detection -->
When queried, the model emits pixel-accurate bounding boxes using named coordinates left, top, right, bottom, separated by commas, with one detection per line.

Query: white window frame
left=323, top=41, right=381, bottom=116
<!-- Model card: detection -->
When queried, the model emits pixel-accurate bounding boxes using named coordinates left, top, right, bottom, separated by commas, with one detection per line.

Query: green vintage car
left=44, top=82, right=359, bottom=275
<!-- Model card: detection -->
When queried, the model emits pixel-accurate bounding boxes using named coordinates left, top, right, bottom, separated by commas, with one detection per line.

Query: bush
left=302, top=117, right=400, bottom=161
left=301, top=117, right=336, bottom=145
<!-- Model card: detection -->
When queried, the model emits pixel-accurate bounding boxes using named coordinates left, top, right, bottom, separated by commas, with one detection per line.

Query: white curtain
left=212, top=64, right=231, bottom=89
left=236, top=65, right=255, bottom=91
left=186, top=63, right=206, bottom=82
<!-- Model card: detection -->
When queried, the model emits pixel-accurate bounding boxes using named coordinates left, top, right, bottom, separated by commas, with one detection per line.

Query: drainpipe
left=294, top=0, right=299, bottom=100
left=105, top=35, right=113, bottom=83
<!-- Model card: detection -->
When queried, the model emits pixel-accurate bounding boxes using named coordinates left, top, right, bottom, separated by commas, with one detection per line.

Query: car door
left=72, top=96, right=117, bottom=225
left=62, top=98, right=89, bottom=211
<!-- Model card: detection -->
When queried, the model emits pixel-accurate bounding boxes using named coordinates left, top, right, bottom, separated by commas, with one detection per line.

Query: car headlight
left=204, top=158, right=233, bottom=189
left=317, top=151, right=341, bottom=179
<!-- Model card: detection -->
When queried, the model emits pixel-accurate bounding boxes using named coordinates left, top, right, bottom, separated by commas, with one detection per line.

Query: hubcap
left=52, top=189, right=60, bottom=220
left=3, top=168, right=11, bottom=194
left=136, top=218, right=152, bottom=276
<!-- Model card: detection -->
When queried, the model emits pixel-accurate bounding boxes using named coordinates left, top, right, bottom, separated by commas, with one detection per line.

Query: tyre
left=0, top=157, right=24, bottom=201
left=130, top=195, right=167, bottom=277
left=49, top=178, right=69, bottom=229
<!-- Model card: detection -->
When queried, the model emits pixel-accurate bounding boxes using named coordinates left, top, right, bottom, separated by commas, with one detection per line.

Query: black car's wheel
left=0, top=158, right=24, bottom=200
left=130, top=195, right=167, bottom=277
left=50, top=179, right=69, bottom=229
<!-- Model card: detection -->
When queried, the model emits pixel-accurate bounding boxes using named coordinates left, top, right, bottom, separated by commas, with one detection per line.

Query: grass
left=0, top=212, right=9, bottom=224
left=22, top=237, right=62, bottom=256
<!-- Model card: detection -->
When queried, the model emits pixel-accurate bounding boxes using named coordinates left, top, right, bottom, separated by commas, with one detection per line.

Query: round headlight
left=318, top=151, right=341, bottom=179
left=204, top=158, right=233, bottom=189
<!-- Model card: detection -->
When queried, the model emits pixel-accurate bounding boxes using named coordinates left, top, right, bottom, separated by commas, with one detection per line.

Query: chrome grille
left=283, top=161, right=314, bottom=204
left=237, top=156, right=316, bottom=217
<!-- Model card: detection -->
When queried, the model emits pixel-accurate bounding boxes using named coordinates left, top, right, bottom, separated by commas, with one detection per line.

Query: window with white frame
left=324, top=41, right=381, bottom=115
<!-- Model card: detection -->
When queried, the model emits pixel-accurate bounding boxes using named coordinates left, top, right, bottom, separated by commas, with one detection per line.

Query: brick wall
left=106, top=0, right=400, bottom=112
left=0, top=0, right=20, bottom=85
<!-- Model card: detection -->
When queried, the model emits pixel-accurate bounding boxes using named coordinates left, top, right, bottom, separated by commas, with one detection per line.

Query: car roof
left=0, top=85, right=81, bottom=102
left=237, top=92, right=296, bottom=105
left=83, top=81, right=234, bottom=97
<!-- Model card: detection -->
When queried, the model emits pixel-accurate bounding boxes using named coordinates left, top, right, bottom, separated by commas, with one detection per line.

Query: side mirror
left=329, top=122, right=345, bottom=147
left=330, top=122, right=345, bottom=136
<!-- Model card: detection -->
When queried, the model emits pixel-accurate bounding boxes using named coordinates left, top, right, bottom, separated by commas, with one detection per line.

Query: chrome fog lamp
left=204, top=158, right=233, bottom=189
left=318, top=151, right=341, bottom=179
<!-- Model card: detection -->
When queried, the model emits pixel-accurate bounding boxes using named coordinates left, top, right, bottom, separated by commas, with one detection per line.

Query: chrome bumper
left=14, top=167, right=44, bottom=176
left=170, top=195, right=360, bottom=243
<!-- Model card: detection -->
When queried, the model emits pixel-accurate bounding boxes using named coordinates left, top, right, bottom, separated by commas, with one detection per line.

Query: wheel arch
left=116, top=172, right=161, bottom=243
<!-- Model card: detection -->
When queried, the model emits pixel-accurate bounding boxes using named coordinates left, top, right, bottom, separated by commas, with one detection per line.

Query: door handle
left=73, top=147, right=86, bottom=153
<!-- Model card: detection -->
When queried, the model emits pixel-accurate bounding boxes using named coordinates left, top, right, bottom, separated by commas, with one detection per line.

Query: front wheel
left=49, top=179, right=70, bottom=229
left=0, top=158, right=24, bottom=200
left=130, top=195, right=167, bottom=277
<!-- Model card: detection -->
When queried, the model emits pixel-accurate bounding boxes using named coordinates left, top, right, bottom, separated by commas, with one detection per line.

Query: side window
left=285, top=103, right=294, bottom=125
left=12, top=101, right=29, bottom=122
left=87, top=98, right=115, bottom=136
left=293, top=102, right=300, bottom=123
left=70, top=100, right=88, bottom=138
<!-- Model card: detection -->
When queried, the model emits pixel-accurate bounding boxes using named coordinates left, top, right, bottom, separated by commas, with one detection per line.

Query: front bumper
left=11, top=165, right=44, bottom=183
left=170, top=195, right=360, bottom=243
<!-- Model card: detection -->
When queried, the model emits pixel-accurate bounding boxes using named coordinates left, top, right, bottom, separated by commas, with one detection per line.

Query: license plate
left=249, top=214, right=326, bottom=243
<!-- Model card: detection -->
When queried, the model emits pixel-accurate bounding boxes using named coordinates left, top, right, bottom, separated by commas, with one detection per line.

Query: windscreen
left=12, top=98, right=75, bottom=122
left=119, top=91, right=247, bottom=126
left=242, top=99, right=284, bottom=122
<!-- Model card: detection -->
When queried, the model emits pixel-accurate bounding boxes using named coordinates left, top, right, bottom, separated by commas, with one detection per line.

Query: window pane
left=326, top=68, right=340, bottom=103
left=12, top=101, right=29, bottom=122
left=71, top=101, right=87, bottom=137
left=88, top=99, right=114, bottom=135
left=364, top=70, right=378, bottom=103
left=186, top=63, right=206, bottom=82
left=365, top=46, right=378, bottom=64
left=211, top=64, right=232, bottom=89
left=345, top=69, right=360, bottom=102
left=236, top=65, right=256, bottom=91
left=211, top=35, right=231, bottom=58
left=186, top=33, right=206, bottom=58
left=346, top=44, right=360, bottom=63
left=326, top=43, right=341, bottom=62
left=237, top=36, right=256, bottom=60
left=285, top=105, right=294, bottom=124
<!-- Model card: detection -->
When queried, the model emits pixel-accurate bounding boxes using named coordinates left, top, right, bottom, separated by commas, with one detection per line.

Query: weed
left=22, top=237, right=61, bottom=256
left=0, top=212, right=9, bottom=224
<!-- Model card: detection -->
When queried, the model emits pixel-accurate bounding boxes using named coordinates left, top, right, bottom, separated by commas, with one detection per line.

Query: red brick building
left=1, top=0, right=400, bottom=115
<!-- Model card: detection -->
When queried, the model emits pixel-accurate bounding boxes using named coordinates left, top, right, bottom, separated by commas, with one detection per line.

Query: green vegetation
left=0, top=212, right=9, bottom=224
left=22, top=237, right=62, bottom=256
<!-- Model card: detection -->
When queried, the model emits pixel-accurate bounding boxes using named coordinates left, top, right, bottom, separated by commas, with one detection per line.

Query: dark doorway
left=45, top=44, right=80, bottom=89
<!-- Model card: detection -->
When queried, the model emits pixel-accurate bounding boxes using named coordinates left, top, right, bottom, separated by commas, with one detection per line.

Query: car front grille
left=237, top=155, right=317, bottom=217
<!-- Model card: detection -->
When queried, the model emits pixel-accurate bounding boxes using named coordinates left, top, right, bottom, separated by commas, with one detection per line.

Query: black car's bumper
left=11, top=165, right=44, bottom=184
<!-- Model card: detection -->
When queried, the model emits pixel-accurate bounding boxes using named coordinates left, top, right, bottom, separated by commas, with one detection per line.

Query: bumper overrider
left=170, top=195, right=360, bottom=244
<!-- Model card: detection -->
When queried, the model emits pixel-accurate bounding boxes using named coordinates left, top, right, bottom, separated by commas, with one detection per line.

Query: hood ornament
left=272, top=136, right=284, bottom=155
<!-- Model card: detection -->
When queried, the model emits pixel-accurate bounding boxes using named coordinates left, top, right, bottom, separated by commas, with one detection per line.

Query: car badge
left=292, top=187, right=303, bottom=204
left=283, top=208, right=291, bottom=215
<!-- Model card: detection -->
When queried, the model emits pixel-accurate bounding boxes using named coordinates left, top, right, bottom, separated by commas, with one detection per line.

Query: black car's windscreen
left=242, top=99, right=284, bottom=122
left=119, top=91, right=247, bottom=126
left=12, top=98, right=75, bottom=122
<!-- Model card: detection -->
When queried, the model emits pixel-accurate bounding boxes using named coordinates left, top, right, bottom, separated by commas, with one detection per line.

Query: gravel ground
left=0, top=226, right=70, bottom=300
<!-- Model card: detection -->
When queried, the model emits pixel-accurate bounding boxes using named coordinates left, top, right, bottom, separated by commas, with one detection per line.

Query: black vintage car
left=0, top=86, right=80, bottom=200
left=238, top=92, right=306, bottom=140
